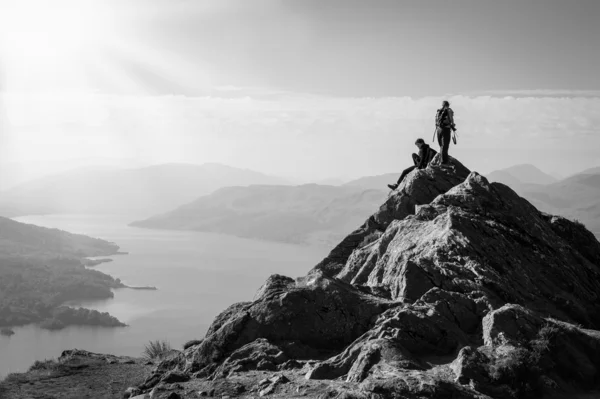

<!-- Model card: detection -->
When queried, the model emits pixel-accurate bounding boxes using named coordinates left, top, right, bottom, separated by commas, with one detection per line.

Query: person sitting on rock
left=435, top=100, right=456, bottom=166
left=387, top=138, right=437, bottom=190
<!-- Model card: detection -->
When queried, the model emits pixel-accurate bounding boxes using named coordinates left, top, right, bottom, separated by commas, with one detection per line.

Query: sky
left=1, top=0, right=599, bottom=183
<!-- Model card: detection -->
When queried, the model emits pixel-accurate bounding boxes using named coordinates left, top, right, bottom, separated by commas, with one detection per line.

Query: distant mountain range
left=131, top=163, right=600, bottom=245
left=131, top=183, right=388, bottom=246
left=2, top=160, right=598, bottom=245
left=0, top=163, right=288, bottom=218
left=486, top=164, right=558, bottom=186
left=343, top=173, right=399, bottom=191
left=485, top=164, right=600, bottom=235
left=0, top=158, right=146, bottom=191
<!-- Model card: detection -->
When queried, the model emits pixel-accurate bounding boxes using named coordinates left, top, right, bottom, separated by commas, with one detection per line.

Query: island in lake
left=0, top=216, right=146, bottom=331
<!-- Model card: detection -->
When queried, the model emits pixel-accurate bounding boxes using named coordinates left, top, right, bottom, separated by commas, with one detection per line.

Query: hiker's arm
left=448, top=109, right=457, bottom=131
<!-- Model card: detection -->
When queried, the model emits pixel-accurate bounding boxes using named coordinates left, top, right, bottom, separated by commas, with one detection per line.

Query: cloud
left=1, top=91, right=599, bottom=179
left=462, top=89, right=600, bottom=98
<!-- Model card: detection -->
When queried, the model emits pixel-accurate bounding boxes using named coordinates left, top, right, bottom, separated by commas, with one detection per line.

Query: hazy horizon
left=1, top=0, right=600, bottom=184
left=1, top=156, right=597, bottom=191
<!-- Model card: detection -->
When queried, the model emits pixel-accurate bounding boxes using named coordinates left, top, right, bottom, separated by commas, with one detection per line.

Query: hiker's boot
left=387, top=184, right=398, bottom=190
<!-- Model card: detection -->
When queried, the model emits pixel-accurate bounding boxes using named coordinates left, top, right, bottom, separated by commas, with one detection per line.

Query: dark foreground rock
left=127, top=155, right=600, bottom=399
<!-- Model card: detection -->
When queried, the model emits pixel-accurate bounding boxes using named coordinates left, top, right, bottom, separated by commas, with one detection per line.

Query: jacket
left=418, top=144, right=437, bottom=169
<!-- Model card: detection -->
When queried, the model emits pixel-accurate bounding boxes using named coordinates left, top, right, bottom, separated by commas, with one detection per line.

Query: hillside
left=343, top=172, right=399, bottom=191
left=485, top=169, right=523, bottom=186
left=58, top=154, right=600, bottom=399
left=131, top=184, right=387, bottom=246
left=509, top=171, right=600, bottom=235
left=0, top=163, right=288, bottom=218
left=485, top=165, right=600, bottom=236
left=0, top=217, right=126, bottom=329
left=0, top=216, right=119, bottom=258
left=486, top=164, right=557, bottom=186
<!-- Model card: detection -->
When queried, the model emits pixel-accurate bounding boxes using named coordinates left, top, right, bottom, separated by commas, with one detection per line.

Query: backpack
left=435, top=108, right=449, bottom=127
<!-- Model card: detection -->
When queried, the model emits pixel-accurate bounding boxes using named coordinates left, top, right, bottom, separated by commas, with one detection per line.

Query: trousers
left=437, top=127, right=452, bottom=164
left=396, top=153, right=420, bottom=185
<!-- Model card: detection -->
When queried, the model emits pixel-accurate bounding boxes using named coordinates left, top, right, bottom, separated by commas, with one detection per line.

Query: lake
left=0, top=214, right=328, bottom=377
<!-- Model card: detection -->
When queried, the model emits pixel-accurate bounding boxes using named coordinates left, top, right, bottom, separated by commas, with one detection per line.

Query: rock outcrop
left=133, top=155, right=600, bottom=398
left=0, top=350, right=152, bottom=399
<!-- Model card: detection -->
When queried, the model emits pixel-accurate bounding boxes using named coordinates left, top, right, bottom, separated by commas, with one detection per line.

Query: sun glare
left=0, top=0, right=115, bottom=91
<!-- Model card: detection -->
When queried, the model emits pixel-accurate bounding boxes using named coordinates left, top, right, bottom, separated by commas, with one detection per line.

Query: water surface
left=0, top=214, right=327, bottom=377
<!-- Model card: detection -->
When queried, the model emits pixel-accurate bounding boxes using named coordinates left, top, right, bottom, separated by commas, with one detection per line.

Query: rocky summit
left=125, top=155, right=600, bottom=399
left=5, top=155, right=600, bottom=399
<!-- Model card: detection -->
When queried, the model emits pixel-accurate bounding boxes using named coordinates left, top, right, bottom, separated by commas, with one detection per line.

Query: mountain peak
left=487, top=163, right=557, bottom=185
left=128, top=155, right=600, bottom=398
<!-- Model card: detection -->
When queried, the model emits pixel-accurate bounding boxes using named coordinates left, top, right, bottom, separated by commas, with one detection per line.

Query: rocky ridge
left=4, top=155, right=600, bottom=399
left=127, top=155, right=600, bottom=399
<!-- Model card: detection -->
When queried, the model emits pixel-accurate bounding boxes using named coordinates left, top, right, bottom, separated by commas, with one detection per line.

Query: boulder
left=186, top=271, right=392, bottom=370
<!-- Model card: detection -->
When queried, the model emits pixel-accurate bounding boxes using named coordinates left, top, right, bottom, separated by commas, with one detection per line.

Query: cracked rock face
left=139, top=156, right=600, bottom=398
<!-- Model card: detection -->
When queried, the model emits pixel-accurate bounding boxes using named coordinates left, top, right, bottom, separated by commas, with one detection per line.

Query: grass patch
left=29, top=359, right=58, bottom=371
left=142, top=340, right=172, bottom=361
left=488, top=322, right=563, bottom=397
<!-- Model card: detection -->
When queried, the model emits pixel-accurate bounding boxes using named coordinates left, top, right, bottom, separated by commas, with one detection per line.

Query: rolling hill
left=484, top=165, right=600, bottom=236
left=343, top=173, right=398, bottom=191
left=0, top=163, right=288, bottom=218
left=485, top=163, right=557, bottom=186
left=131, top=184, right=387, bottom=246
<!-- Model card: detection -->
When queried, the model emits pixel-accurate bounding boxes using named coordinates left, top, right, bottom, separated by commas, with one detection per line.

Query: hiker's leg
left=440, top=128, right=451, bottom=164
left=397, top=165, right=417, bottom=185
left=436, top=127, right=443, bottom=148
left=412, top=153, right=420, bottom=167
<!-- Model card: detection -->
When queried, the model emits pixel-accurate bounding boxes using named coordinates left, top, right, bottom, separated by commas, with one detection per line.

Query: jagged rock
left=160, top=370, right=189, bottom=384
left=184, top=271, right=391, bottom=371
left=259, top=385, right=276, bottom=396
left=211, top=338, right=288, bottom=376
left=257, top=374, right=289, bottom=397
left=543, top=213, right=600, bottom=265
left=482, top=304, right=545, bottom=346
left=451, top=346, right=490, bottom=384
left=124, top=387, right=142, bottom=398
left=154, top=351, right=184, bottom=374
left=313, top=155, right=471, bottom=278
left=417, top=288, right=485, bottom=334
left=278, top=359, right=303, bottom=370
left=135, top=159, right=600, bottom=398
left=359, top=376, right=488, bottom=399
left=139, top=373, right=162, bottom=390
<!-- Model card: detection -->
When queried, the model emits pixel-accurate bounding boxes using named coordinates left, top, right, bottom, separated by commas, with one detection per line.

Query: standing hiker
left=434, top=100, right=456, bottom=166
left=387, top=138, right=437, bottom=190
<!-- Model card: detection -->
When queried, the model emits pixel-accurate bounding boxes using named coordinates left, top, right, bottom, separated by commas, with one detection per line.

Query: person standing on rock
left=387, top=138, right=437, bottom=190
left=434, top=100, right=456, bottom=166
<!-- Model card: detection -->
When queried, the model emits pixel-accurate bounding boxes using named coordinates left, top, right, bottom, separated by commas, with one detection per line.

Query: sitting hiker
left=435, top=100, right=457, bottom=165
left=387, top=138, right=437, bottom=190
